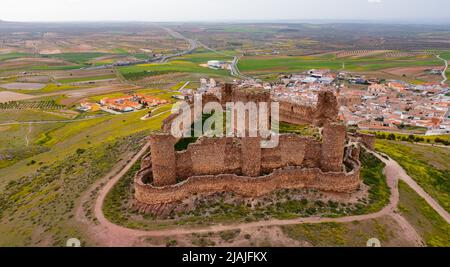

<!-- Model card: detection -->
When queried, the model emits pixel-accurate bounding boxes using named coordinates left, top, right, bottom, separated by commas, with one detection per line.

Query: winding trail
left=436, top=54, right=448, bottom=85
left=76, top=148, right=450, bottom=246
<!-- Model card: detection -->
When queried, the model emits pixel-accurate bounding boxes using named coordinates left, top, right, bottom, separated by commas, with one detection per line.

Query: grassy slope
left=0, top=132, right=147, bottom=246
left=281, top=216, right=411, bottom=247
left=398, top=181, right=450, bottom=247
left=376, top=140, right=450, bottom=213
left=0, top=110, right=68, bottom=123
left=0, top=104, right=171, bottom=189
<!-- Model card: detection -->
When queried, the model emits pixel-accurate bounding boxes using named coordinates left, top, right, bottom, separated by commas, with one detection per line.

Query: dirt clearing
left=0, top=82, right=46, bottom=90
left=0, top=91, right=35, bottom=103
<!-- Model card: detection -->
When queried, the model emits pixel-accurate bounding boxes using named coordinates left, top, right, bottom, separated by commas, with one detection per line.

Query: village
left=186, top=69, right=450, bottom=136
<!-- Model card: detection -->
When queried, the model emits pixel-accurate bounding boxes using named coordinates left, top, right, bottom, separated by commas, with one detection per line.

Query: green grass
left=0, top=110, right=68, bottom=123
left=278, top=122, right=320, bottom=138
left=281, top=216, right=410, bottom=247
left=4, top=84, right=81, bottom=95
left=238, top=54, right=441, bottom=74
left=0, top=123, right=61, bottom=168
left=29, top=65, right=84, bottom=71
left=0, top=132, right=146, bottom=246
left=46, top=53, right=108, bottom=64
left=398, top=181, right=450, bottom=247
left=376, top=140, right=450, bottom=212
left=177, top=51, right=233, bottom=63
left=366, top=131, right=450, bottom=145
left=0, top=53, right=32, bottom=61
left=119, top=59, right=231, bottom=81
left=0, top=104, right=172, bottom=189
left=103, top=159, right=142, bottom=227
left=358, top=150, right=391, bottom=214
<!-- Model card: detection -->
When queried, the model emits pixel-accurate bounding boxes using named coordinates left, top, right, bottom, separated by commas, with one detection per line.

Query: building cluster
left=338, top=80, right=449, bottom=134
left=192, top=68, right=449, bottom=134
left=78, top=94, right=168, bottom=113
left=207, top=60, right=231, bottom=70
left=99, top=94, right=168, bottom=112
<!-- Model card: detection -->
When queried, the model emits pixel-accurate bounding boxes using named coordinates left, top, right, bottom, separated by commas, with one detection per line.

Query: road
left=83, top=27, right=198, bottom=70
left=197, top=40, right=253, bottom=80
left=436, top=54, right=448, bottom=85
left=157, top=27, right=198, bottom=63
left=74, top=147, right=450, bottom=246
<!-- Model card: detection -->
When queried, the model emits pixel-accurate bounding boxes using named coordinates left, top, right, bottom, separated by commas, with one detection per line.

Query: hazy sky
left=1, top=0, right=450, bottom=23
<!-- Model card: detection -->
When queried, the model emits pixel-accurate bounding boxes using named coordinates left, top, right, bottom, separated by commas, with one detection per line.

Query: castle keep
left=133, top=84, right=365, bottom=212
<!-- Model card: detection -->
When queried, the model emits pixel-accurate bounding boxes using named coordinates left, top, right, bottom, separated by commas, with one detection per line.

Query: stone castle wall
left=134, top=84, right=357, bottom=207
left=149, top=131, right=343, bottom=187
left=279, top=91, right=339, bottom=127
left=134, top=156, right=360, bottom=205
left=355, top=133, right=376, bottom=150
left=162, top=84, right=339, bottom=133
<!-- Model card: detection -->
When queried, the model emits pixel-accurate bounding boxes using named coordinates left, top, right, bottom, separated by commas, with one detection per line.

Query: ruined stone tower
left=149, top=134, right=177, bottom=186
left=320, top=122, right=346, bottom=172
left=315, top=91, right=339, bottom=126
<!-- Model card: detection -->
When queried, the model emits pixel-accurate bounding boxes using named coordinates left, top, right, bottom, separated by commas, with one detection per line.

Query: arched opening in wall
left=291, top=106, right=294, bottom=112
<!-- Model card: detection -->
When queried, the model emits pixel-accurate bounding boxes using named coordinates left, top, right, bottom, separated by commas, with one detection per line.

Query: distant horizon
left=2, top=18, right=450, bottom=26
left=1, top=0, right=450, bottom=25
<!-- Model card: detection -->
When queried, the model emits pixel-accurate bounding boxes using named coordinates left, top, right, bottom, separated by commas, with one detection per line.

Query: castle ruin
left=133, top=84, right=368, bottom=214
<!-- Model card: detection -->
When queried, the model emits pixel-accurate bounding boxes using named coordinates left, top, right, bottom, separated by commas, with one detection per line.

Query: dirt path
left=76, top=149, right=444, bottom=247
left=436, top=54, right=448, bottom=85
left=378, top=151, right=450, bottom=224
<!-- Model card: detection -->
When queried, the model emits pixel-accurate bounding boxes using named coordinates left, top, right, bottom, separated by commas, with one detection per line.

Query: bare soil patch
left=17, top=75, right=52, bottom=83
left=382, top=66, right=442, bottom=77
left=0, top=82, right=46, bottom=90
left=0, top=91, right=35, bottom=103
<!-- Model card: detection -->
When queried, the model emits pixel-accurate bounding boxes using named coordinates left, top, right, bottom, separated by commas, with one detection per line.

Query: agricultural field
left=237, top=53, right=441, bottom=76
left=0, top=21, right=449, bottom=248
left=119, top=59, right=231, bottom=81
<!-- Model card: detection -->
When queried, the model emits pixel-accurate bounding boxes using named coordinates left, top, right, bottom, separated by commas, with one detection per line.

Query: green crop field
left=119, top=59, right=231, bottom=81
left=238, top=53, right=441, bottom=74
left=47, top=53, right=109, bottom=64
left=0, top=52, right=33, bottom=61
left=376, top=140, right=450, bottom=213
left=29, top=65, right=84, bottom=71
left=178, top=51, right=234, bottom=63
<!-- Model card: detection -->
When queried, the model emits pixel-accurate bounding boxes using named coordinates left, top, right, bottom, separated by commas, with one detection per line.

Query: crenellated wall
left=134, top=155, right=361, bottom=205
left=162, top=84, right=339, bottom=134
left=279, top=91, right=339, bottom=127
left=149, top=133, right=331, bottom=184
left=134, top=84, right=358, bottom=208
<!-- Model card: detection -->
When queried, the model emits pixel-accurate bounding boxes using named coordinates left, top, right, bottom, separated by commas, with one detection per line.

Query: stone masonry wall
left=134, top=157, right=361, bottom=205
